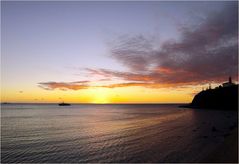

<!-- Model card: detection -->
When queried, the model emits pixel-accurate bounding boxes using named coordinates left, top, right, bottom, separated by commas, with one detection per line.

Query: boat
left=1, top=102, right=10, bottom=105
left=58, top=102, right=71, bottom=106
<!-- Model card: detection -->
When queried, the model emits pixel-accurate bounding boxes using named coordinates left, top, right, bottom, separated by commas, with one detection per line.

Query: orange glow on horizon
left=0, top=84, right=208, bottom=104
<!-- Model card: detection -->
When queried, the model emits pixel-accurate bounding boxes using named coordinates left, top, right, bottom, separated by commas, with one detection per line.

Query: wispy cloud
left=100, top=82, right=151, bottom=88
left=109, top=34, right=156, bottom=72
left=38, top=80, right=151, bottom=91
left=38, top=81, right=90, bottom=91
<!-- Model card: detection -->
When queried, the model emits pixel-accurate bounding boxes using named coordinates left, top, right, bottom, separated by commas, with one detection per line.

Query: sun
left=92, top=97, right=109, bottom=104
left=91, top=88, right=110, bottom=104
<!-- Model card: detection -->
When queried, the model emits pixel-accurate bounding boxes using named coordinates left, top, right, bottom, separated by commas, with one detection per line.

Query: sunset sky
left=1, top=1, right=238, bottom=103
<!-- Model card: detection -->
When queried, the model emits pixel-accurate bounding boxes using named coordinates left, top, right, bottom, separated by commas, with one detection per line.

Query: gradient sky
left=1, top=1, right=238, bottom=103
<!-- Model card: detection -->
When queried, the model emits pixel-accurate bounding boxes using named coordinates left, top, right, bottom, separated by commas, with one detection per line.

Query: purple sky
left=2, top=1, right=238, bottom=93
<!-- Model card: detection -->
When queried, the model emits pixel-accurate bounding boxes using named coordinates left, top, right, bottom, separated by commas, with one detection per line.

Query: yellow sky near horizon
left=1, top=83, right=219, bottom=104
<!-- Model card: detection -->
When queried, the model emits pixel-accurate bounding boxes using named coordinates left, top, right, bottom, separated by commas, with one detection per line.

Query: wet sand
left=202, top=128, right=238, bottom=163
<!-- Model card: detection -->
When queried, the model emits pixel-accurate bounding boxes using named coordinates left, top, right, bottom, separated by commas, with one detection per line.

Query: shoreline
left=179, top=104, right=239, bottom=111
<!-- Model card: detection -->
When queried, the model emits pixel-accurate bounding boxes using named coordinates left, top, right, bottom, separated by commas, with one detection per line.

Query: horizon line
left=1, top=102, right=188, bottom=105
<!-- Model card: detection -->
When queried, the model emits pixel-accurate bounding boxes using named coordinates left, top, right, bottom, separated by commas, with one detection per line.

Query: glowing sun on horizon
left=91, top=88, right=110, bottom=104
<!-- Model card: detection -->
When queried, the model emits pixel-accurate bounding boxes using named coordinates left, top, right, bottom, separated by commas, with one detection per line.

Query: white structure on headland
left=222, top=77, right=235, bottom=87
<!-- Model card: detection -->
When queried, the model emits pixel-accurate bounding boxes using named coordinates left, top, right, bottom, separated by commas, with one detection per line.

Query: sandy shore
left=201, top=128, right=238, bottom=163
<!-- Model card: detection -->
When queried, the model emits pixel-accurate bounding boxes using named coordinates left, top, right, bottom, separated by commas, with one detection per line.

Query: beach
left=1, top=104, right=238, bottom=163
left=202, top=128, right=238, bottom=163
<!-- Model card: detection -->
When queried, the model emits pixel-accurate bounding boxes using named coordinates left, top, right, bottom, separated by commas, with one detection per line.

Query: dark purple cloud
left=95, top=3, right=238, bottom=86
left=110, top=35, right=156, bottom=72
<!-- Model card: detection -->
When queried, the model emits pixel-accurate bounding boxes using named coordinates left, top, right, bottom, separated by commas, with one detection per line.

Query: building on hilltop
left=222, top=76, right=235, bottom=87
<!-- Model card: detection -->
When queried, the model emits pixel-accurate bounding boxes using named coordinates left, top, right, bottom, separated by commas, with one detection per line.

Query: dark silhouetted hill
left=190, top=85, right=238, bottom=110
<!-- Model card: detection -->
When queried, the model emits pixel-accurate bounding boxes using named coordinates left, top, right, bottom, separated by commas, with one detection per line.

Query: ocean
left=1, top=104, right=237, bottom=162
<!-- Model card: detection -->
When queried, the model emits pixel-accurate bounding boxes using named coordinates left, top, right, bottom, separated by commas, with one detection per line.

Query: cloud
left=100, top=82, right=151, bottom=88
left=38, top=81, right=90, bottom=91
left=109, top=34, right=156, bottom=72
left=39, top=3, right=238, bottom=91
left=85, top=68, right=113, bottom=78
left=38, top=80, right=152, bottom=91
left=155, top=3, right=238, bottom=79
left=93, top=3, right=238, bottom=86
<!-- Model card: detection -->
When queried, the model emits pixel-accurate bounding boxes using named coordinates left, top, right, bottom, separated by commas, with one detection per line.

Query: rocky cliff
left=190, top=85, right=238, bottom=110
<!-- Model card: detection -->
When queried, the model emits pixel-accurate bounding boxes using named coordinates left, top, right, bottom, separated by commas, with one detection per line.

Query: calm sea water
left=1, top=104, right=237, bottom=162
